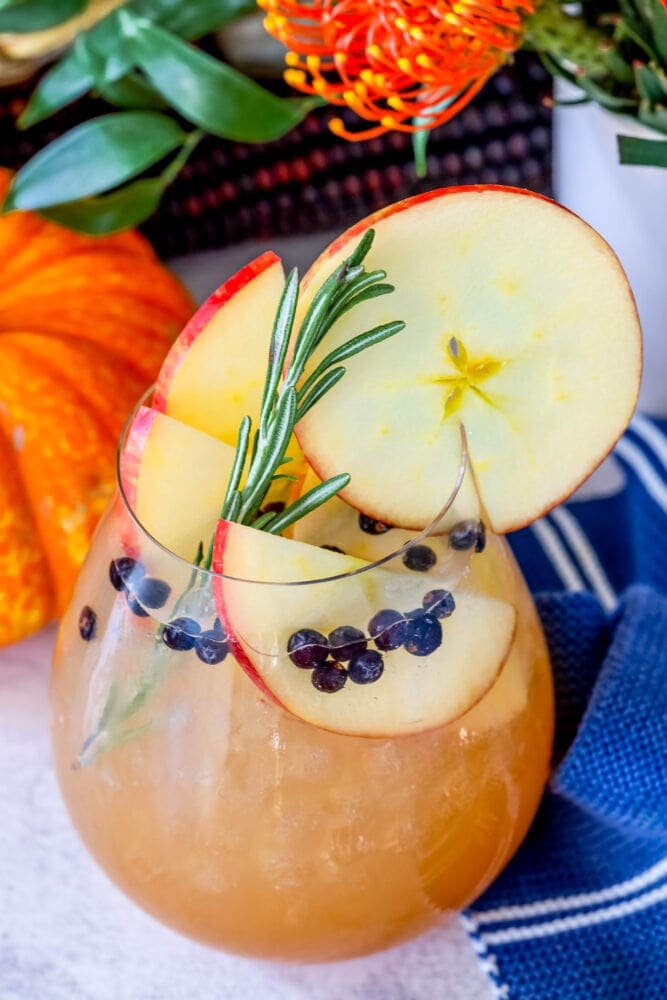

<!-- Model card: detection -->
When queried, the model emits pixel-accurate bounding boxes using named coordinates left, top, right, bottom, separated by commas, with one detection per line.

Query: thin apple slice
left=153, top=251, right=285, bottom=444
left=120, top=406, right=236, bottom=560
left=295, top=187, right=642, bottom=532
left=152, top=251, right=306, bottom=504
left=212, top=520, right=516, bottom=737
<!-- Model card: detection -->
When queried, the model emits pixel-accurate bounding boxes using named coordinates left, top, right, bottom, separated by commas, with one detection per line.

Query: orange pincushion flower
left=259, top=0, right=536, bottom=139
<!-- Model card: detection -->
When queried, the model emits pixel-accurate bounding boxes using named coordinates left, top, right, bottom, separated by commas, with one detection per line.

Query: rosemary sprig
left=202, top=229, right=405, bottom=559
left=77, top=540, right=208, bottom=767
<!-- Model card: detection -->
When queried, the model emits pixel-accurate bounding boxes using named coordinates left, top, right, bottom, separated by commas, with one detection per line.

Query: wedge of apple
left=153, top=251, right=284, bottom=442
left=120, top=406, right=236, bottom=561
left=212, top=519, right=516, bottom=737
left=295, top=186, right=642, bottom=532
left=153, top=251, right=306, bottom=504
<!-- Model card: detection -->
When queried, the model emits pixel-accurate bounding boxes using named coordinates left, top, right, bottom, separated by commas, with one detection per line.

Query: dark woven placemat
left=0, top=53, right=550, bottom=258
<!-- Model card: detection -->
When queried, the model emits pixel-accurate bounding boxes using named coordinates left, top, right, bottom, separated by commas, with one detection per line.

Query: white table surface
left=0, top=238, right=493, bottom=1000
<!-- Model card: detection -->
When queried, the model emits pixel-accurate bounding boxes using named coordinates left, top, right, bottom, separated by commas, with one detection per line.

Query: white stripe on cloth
left=478, top=881, right=667, bottom=946
left=459, top=914, right=510, bottom=1000
left=550, top=507, right=617, bottom=612
left=615, top=437, right=667, bottom=515
left=631, top=414, right=667, bottom=471
left=470, top=856, right=667, bottom=925
left=530, top=517, right=587, bottom=592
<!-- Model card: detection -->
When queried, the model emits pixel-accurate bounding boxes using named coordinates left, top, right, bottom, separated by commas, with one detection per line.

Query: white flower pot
left=552, top=83, right=667, bottom=416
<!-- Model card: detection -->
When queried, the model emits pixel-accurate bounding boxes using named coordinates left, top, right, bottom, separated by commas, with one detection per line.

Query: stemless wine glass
left=50, top=400, right=554, bottom=963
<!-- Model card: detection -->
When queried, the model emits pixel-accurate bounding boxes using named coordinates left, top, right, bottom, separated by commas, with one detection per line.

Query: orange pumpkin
left=0, top=170, right=194, bottom=646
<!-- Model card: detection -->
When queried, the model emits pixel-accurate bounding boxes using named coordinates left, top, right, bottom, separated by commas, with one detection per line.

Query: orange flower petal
left=264, top=0, right=534, bottom=139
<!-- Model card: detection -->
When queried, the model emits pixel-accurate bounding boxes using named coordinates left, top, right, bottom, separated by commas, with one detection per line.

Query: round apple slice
left=212, top=520, right=516, bottom=737
left=295, top=187, right=642, bottom=532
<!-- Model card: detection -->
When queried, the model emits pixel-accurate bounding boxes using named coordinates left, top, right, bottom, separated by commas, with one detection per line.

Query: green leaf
left=634, top=62, right=667, bottom=105
left=576, top=75, right=638, bottom=111
left=603, top=48, right=634, bottom=86
left=289, top=273, right=344, bottom=381
left=298, top=321, right=405, bottom=402
left=618, top=133, right=667, bottom=166
left=4, top=111, right=186, bottom=211
left=18, top=0, right=264, bottom=128
left=266, top=474, right=351, bottom=536
left=18, top=8, right=150, bottom=129
left=296, top=366, right=346, bottom=421
left=249, top=509, right=278, bottom=532
left=538, top=51, right=579, bottom=88
left=347, top=227, right=374, bottom=268
left=94, top=72, right=166, bottom=110
left=226, top=491, right=242, bottom=524
left=260, top=269, right=299, bottom=428
left=638, top=103, right=667, bottom=132
left=220, top=415, right=252, bottom=523
left=240, top=388, right=297, bottom=521
left=614, top=13, right=657, bottom=61
left=34, top=124, right=200, bottom=234
left=119, top=11, right=318, bottom=142
left=638, top=0, right=667, bottom=65
left=0, top=0, right=86, bottom=33
left=18, top=47, right=94, bottom=128
left=39, top=178, right=165, bottom=234
left=76, top=12, right=136, bottom=84
left=139, top=0, right=257, bottom=39
left=326, top=279, right=394, bottom=330
left=323, top=266, right=386, bottom=315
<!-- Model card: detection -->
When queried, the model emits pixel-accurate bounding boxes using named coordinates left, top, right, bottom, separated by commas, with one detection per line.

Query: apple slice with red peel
left=295, top=186, right=642, bottom=532
left=120, top=406, right=236, bottom=560
left=153, top=251, right=306, bottom=504
left=153, top=251, right=285, bottom=444
left=212, top=519, right=516, bottom=737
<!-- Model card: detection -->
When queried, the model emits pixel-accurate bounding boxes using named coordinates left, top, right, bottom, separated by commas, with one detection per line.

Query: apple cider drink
left=51, top=188, right=641, bottom=961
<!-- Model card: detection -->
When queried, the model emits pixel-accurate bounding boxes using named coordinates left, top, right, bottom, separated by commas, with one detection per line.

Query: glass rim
left=115, top=388, right=472, bottom=588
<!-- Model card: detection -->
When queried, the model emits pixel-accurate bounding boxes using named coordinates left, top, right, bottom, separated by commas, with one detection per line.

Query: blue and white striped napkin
left=463, top=415, right=667, bottom=1000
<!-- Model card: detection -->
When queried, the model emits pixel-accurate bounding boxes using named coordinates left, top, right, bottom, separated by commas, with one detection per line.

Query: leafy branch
left=1, top=0, right=320, bottom=232
left=523, top=0, right=667, bottom=166
left=203, top=229, right=405, bottom=562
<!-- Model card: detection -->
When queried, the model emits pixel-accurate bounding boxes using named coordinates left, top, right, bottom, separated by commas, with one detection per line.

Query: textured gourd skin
left=0, top=170, right=193, bottom=646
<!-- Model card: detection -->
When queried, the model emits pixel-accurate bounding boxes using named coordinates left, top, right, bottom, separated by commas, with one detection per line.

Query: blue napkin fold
left=462, top=416, right=667, bottom=1000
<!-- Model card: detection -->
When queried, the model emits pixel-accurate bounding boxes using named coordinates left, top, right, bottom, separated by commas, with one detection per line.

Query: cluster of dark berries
left=449, top=520, right=486, bottom=553
left=77, top=556, right=229, bottom=666
left=161, top=615, right=228, bottom=665
left=286, top=588, right=455, bottom=694
left=79, top=556, right=166, bottom=642
left=287, top=624, right=383, bottom=693
left=109, top=556, right=171, bottom=618
left=370, top=588, right=455, bottom=658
